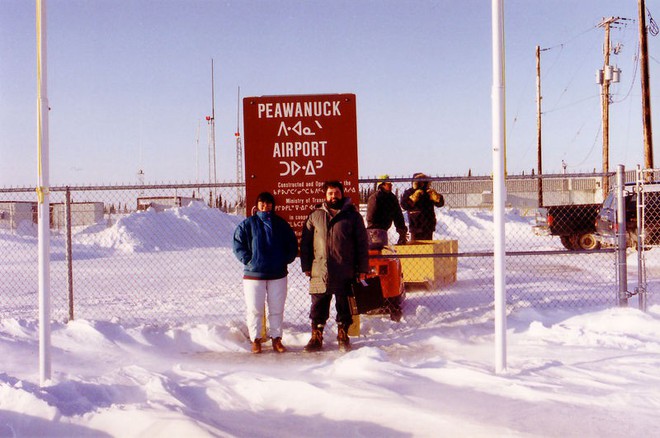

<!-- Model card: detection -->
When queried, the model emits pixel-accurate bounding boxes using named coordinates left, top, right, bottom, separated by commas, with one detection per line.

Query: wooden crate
left=383, top=240, right=458, bottom=287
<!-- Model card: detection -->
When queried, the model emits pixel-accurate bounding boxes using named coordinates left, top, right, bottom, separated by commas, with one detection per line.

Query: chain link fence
left=0, top=174, right=626, bottom=328
left=617, top=168, right=660, bottom=309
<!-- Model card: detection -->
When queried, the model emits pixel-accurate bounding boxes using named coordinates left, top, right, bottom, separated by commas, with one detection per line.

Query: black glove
left=397, top=230, right=407, bottom=245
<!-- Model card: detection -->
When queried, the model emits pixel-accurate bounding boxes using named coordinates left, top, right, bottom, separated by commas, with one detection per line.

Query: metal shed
left=136, top=196, right=200, bottom=212
left=0, top=201, right=36, bottom=230
left=51, top=202, right=104, bottom=229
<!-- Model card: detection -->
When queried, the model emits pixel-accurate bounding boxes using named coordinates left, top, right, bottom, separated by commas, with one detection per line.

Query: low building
left=137, top=196, right=200, bottom=212
left=0, top=201, right=104, bottom=230
left=0, top=202, right=36, bottom=230
left=51, top=202, right=105, bottom=229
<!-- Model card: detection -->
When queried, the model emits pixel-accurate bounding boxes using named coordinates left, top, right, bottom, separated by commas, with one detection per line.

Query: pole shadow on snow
left=0, top=409, right=112, bottom=437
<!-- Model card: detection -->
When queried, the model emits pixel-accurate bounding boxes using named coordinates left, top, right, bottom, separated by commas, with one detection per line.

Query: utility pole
left=536, top=45, right=543, bottom=207
left=638, top=0, right=654, bottom=170
left=597, top=17, right=623, bottom=196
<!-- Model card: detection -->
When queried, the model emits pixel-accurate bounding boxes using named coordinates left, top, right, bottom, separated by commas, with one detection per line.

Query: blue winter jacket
left=233, top=212, right=298, bottom=279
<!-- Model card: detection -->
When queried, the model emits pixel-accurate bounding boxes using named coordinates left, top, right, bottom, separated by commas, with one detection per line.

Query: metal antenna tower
left=194, top=119, right=201, bottom=196
left=235, top=86, right=244, bottom=213
left=206, top=59, right=218, bottom=207
left=235, top=87, right=243, bottom=184
left=137, top=126, right=145, bottom=194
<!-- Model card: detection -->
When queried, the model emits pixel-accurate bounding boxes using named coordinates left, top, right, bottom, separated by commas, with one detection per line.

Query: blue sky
left=0, top=0, right=657, bottom=186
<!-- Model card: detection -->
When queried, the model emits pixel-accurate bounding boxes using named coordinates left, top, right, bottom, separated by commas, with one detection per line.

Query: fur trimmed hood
left=412, top=172, right=429, bottom=190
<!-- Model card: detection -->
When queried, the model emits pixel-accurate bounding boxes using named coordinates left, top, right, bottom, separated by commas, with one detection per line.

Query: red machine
left=367, top=230, right=405, bottom=321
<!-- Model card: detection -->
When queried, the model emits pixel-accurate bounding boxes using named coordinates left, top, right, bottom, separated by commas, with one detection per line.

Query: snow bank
left=2, top=305, right=660, bottom=436
left=73, top=202, right=243, bottom=253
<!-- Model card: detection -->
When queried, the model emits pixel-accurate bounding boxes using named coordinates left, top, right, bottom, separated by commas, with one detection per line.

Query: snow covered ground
left=1, top=205, right=659, bottom=437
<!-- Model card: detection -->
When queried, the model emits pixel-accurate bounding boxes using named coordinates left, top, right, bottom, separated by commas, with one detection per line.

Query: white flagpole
left=36, top=0, right=52, bottom=385
left=492, top=0, right=507, bottom=373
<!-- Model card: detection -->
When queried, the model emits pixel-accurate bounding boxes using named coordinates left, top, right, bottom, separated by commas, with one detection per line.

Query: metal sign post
left=36, top=0, right=52, bottom=386
left=492, top=0, right=507, bottom=374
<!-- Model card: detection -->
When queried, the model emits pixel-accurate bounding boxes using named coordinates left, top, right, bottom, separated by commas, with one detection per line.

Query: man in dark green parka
left=300, top=180, right=369, bottom=352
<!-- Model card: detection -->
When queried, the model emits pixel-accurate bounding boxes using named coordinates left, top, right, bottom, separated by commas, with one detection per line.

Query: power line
left=611, top=41, right=639, bottom=104
left=648, top=7, right=659, bottom=36
left=539, top=25, right=600, bottom=52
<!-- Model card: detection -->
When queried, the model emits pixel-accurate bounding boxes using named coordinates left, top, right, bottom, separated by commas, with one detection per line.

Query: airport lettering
left=273, top=141, right=327, bottom=158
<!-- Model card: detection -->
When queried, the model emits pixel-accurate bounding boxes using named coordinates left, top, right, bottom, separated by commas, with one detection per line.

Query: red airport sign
left=243, top=93, right=358, bottom=236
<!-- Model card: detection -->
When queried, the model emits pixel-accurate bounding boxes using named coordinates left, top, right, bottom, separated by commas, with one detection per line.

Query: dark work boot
left=251, top=338, right=262, bottom=354
left=303, top=324, right=324, bottom=353
left=272, top=337, right=287, bottom=353
left=337, top=323, right=351, bottom=352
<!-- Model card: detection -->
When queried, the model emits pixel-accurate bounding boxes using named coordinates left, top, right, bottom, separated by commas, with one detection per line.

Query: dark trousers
left=310, top=293, right=353, bottom=328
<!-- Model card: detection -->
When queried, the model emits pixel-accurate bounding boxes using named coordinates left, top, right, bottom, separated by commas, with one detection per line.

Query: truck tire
left=576, top=233, right=600, bottom=250
left=560, top=235, right=576, bottom=250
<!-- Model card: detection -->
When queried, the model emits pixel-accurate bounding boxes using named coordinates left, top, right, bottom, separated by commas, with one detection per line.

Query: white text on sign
left=279, top=160, right=324, bottom=176
left=273, top=141, right=327, bottom=158
left=277, top=120, right=323, bottom=137
left=257, top=100, right=342, bottom=119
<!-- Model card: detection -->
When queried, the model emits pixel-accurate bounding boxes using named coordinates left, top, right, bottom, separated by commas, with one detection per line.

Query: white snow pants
left=242, top=277, right=288, bottom=341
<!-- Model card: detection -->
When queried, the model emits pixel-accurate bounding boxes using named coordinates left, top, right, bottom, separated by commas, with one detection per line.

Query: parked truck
left=533, top=203, right=602, bottom=250
left=595, top=182, right=660, bottom=249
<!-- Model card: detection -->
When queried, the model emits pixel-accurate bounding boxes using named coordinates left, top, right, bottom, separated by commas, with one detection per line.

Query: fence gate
left=632, top=167, right=660, bottom=310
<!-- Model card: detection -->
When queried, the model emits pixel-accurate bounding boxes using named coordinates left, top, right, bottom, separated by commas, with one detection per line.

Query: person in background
left=366, top=174, right=408, bottom=245
left=400, top=172, right=444, bottom=241
left=300, top=180, right=369, bottom=352
left=233, top=192, right=298, bottom=354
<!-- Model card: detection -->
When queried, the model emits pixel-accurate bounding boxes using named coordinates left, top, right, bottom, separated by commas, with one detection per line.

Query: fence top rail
left=1, top=171, right=618, bottom=193
left=361, top=172, right=613, bottom=184
left=0, top=182, right=246, bottom=193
